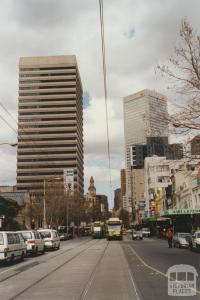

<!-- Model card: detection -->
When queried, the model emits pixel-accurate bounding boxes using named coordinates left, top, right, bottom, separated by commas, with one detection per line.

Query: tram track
left=0, top=238, right=91, bottom=283
left=10, top=239, right=102, bottom=300
left=78, top=240, right=109, bottom=300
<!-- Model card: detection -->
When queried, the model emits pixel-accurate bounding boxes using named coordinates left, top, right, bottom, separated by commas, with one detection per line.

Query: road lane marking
left=124, top=248, right=141, bottom=300
left=128, top=245, right=200, bottom=295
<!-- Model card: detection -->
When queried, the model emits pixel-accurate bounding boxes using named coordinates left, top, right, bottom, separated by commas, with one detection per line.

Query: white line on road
left=128, top=245, right=200, bottom=295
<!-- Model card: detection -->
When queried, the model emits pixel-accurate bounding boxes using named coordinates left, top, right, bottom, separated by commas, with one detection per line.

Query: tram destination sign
left=164, top=208, right=200, bottom=215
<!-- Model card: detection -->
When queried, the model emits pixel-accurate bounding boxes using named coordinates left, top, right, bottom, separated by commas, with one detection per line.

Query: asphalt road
left=1, top=236, right=200, bottom=300
left=122, top=235, right=200, bottom=300
left=0, top=237, right=138, bottom=300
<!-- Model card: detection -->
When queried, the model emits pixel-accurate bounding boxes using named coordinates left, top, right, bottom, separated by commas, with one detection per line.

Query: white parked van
left=38, top=229, right=60, bottom=250
left=0, top=231, right=26, bottom=263
left=18, top=230, right=45, bottom=255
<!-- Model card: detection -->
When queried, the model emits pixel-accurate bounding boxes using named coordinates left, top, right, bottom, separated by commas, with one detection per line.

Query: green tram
left=92, top=221, right=106, bottom=239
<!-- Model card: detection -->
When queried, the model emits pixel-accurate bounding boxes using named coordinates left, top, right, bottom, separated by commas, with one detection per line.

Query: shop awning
left=163, top=208, right=200, bottom=216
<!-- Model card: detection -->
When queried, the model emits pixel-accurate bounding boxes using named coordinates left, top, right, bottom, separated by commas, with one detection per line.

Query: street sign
left=63, top=168, right=74, bottom=193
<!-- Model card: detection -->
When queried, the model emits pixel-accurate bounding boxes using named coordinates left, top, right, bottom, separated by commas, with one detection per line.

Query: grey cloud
left=0, top=0, right=199, bottom=196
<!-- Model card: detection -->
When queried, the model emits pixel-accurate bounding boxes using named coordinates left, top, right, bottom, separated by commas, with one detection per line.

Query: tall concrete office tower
left=17, top=55, right=83, bottom=196
left=123, top=89, right=168, bottom=212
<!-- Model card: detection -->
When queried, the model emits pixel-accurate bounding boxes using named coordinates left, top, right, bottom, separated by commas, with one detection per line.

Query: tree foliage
left=118, top=208, right=129, bottom=228
left=0, top=196, right=21, bottom=230
left=158, top=18, right=200, bottom=133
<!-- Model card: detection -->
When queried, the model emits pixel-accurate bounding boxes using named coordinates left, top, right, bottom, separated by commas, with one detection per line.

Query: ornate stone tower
left=88, top=176, right=96, bottom=197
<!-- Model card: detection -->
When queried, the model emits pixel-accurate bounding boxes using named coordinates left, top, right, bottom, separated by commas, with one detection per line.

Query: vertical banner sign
left=63, top=169, right=74, bottom=193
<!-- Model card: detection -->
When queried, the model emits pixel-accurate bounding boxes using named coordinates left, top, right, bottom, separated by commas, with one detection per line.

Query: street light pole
left=43, top=179, right=47, bottom=229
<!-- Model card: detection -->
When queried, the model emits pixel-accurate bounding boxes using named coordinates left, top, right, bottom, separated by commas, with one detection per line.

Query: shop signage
left=164, top=208, right=200, bottom=215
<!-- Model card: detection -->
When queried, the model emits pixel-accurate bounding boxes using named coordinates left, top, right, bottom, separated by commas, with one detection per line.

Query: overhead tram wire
left=98, top=0, right=113, bottom=204
left=0, top=101, right=65, bottom=157
left=0, top=102, right=66, bottom=181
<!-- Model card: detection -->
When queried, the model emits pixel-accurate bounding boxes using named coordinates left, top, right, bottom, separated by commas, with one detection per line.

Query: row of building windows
left=19, top=117, right=76, bottom=122
left=20, top=73, right=76, bottom=78
left=18, top=163, right=77, bottom=169
left=19, top=124, right=76, bottom=129
left=19, top=130, right=76, bottom=135
left=20, top=66, right=76, bottom=71
left=19, top=91, right=76, bottom=96
left=19, top=79, right=76, bottom=84
left=19, top=104, right=76, bottom=109
left=17, top=170, right=76, bottom=176
left=18, top=144, right=77, bottom=149
left=19, top=98, right=76, bottom=103
left=20, top=84, right=76, bottom=90
left=19, top=111, right=76, bottom=116
left=18, top=150, right=77, bottom=155
left=18, top=137, right=77, bottom=142
left=18, top=157, right=77, bottom=162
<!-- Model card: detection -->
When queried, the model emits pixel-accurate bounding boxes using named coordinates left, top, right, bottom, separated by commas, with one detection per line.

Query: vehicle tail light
left=27, top=240, right=36, bottom=244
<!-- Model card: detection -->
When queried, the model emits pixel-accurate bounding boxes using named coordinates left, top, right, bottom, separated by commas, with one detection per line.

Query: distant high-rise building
left=123, top=89, right=168, bottom=212
left=114, top=188, right=122, bottom=210
left=17, top=55, right=83, bottom=196
left=120, top=169, right=126, bottom=208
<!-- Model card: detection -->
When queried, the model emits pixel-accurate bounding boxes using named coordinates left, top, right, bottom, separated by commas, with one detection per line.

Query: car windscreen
left=21, top=232, right=33, bottom=240
left=0, top=233, right=4, bottom=245
left=196, top=233, right=200, bottom=238
left=39, top=231, right=51, bottom=238
left=179, top=233, right=190, bottom=238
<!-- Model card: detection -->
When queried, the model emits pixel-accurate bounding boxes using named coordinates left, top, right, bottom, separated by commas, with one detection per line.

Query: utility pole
left=43, top=179, right=47, bottom=229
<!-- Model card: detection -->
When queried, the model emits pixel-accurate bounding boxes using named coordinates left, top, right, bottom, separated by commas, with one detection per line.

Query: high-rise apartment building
left=120, top=169, right=126, bottom=209
left=17, top=55, right=83, bottom=196
left=123, top=89, right=168, bottom=212
left=114, top=188, right=122, bottom=210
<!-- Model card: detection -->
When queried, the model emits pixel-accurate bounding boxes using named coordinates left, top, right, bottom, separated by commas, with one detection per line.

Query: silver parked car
left=132, top=230, right=143, bottom=240
left=141, top=227, right=151, bottom=237
left=172, top=232, right=190, bottom=248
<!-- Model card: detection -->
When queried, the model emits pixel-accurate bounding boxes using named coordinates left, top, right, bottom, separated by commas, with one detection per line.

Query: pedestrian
left=166, top=228, right=173, bottom=248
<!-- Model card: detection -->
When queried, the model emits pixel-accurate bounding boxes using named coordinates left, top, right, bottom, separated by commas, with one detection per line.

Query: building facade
left=114, top=188, right=122, bottom=211
left=17, top=55, right=83, bottom=197
left=131, top=168, right=145, bottom=221
left=120, top=169, right=126, bottom=209
left=144, top=156, right=171, bottom=218
left=123, top=89, right=168, bottom=212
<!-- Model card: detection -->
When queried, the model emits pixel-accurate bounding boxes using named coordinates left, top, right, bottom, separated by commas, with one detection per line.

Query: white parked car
left=172, top=232, right=190, bottom=248
left=38, top=229, right=60, bottom=250
left=132, top=230, right=143, bottom=240
left=189, top=231, right=200, bottom=250
left=141, top=228, right=151, bottom=237
left=0, top=231, right=26, bottom=263
left=18, top=230, right=45, bottom=255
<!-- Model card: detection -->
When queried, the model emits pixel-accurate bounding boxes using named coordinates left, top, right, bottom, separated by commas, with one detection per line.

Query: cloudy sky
left=0, top=0, right=199, bottom=207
